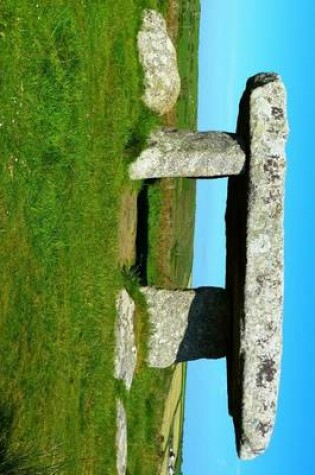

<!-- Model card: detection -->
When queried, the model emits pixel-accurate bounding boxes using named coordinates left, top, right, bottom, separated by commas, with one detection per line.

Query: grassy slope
left=176, top=0, right=200, bottom=129
left=0, top=1, right=200, bottom=474
left=0, top=2, right=171, bottom=474
left=147, top=177, right=196, bottom=288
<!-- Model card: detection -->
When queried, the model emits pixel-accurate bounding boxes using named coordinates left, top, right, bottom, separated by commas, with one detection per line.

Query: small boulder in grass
left=137, top=9, right=181, bottom=115
left=115, top=289, right=137, bottom=391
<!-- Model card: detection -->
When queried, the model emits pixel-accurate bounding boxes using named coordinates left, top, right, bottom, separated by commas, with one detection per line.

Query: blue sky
left=183, top=0, right=315, bottom=473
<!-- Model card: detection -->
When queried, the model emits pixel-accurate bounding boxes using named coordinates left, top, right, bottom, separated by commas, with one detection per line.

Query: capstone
left=226, top=73, right=288, bottom=459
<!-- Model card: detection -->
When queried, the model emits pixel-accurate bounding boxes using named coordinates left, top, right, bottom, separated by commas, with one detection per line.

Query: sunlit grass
left=0, top=1, right=165, bottom=473
left=0, top=1, right=199, bottom=473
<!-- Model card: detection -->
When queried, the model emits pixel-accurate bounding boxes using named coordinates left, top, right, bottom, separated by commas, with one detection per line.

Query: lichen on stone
left=115, top=289, right=137, bottom=391
left=237, top=73, right=288, bottom=460
left=129, top=129, right=246, bottom=179
left=137, top=9, right=181, bottom=115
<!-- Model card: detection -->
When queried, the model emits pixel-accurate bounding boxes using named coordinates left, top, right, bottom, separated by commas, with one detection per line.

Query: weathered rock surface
left=116, top=399, right=127, bottom=475
left=226, top=73, right=288, bottom=459
left=137, top=9, right=181, bottom=115
left=115, top=289, right=137, bottom=391
left=129, top=129, right=246, bottom=179
left=126, top=69, right=288, bottom=461
left=141, top=287, right=229, bottom=367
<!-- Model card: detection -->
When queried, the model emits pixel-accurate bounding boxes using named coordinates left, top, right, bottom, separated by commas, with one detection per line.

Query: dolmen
left=129, top=73, right=288, bottom=459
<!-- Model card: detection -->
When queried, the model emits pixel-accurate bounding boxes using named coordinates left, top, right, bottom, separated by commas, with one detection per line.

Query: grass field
left=147, top=177, right=196, bottom=288
left=0, top=1, right=199, bottom=474
left=175, top=0, right=200, bottom=129
left=0, top=2, right=171, bottom=474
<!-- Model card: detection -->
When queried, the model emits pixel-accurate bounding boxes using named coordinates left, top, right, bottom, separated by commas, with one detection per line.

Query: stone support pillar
left=129, top=129, right=246, bottom=179
left=141, top=286, right=230, bottom=368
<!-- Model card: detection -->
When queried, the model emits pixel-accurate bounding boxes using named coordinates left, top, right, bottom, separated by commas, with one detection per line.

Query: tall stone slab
left=226, top=73, right=288, bottom=459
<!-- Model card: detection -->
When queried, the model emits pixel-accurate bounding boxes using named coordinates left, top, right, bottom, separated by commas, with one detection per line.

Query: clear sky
left=183, top=0, right=315, bottom=473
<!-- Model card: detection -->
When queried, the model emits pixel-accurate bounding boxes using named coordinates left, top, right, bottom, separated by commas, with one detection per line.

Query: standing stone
left=137, top=9, right=181, bottom=114
left=129, top=129, right=246, bottom=179
left=141, top=287, right=229, bottom=368
left=115, top=289, right=137, bottom=391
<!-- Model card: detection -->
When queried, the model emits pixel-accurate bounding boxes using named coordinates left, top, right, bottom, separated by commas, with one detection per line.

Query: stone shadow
left=135, top=180, right=157, bottom=285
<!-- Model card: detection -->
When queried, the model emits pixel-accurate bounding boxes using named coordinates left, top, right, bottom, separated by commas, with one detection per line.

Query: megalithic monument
left=127, top=73, right=288, bottom=460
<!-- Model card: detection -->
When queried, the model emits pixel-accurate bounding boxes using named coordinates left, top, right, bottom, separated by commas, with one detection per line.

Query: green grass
left=126, top=366, right=173, bottom=474
left=176, top=0, right=200, bottom=128
left=0, top=1, right=173, bottom=474
left=0, top=1, right=200, bottom=473
left=147, top=177, right=195, bottom=288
